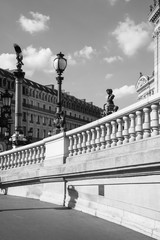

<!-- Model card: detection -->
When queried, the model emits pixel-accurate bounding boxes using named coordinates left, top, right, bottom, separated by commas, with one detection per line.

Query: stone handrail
left=66, top=94, right=160, bottom=156
left=0, top=140, right=46, bottom=170
left=1, top=93, right=160, bottom=170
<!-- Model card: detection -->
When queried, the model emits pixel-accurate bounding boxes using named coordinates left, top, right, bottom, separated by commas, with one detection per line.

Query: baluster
left=82, top=132, right=87, bottom=154
left=40, top=145, right=45, bottom=162
left=18, top=151, right=22, bottom=166
left=86, top=130, right=91, bottom=153
left=25, top=150, right=29, bottom=165
left=36, top=146, right=40, bottom=163
left=73, top=135, right=78, bottom=155
left=143, top=107, right=151, bottom=138
left=21, top=150, right=25, bottom=166
left=116, top=118, right=123, bottom=145
left=9, top=154, right=13, bottom=168
left=105, top=122, right=111, bottom=148
left=123, top=116, right=129, bottom=144
left=11, top=153, right=16, bottom=168
left=3, top=156, right=7, bottom=169
left=77, top=133, right=82, bottom=155
left=27, top=148, right=32, bottom=164
left=68, top=136, right=74, bottom=157
left=111, top=121, right=117, bottom=147
left=6, top=154, right=11, bottom=169
left=38, top=146, right=43, bottom=163
left=100, top=125, right=106, bottom=150
left=0, top=156, right=2, bottom=169
left=158, top=104, right=160, bottom=134
left=135, top=110, right=143, bottom=140
left=4, top=155, right=8, bottom=169
left=32, top=147, right=37, bottom=164
left=95, top=126, right=101, bottom=151
left=14, top=152, right=18, bottom=167
left=1, top=156, right=5, bottom=169
left=0, top=156, right=4, bottom=169
left=129, top=113, right=136, bottom=142
left=151, top=104, right=159, bottom=136
left=91, top=128, right=96, bottom=151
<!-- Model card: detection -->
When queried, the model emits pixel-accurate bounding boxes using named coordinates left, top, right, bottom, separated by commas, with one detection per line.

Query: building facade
left=0, top=68, right=102, bottom=147
left=136, top=1, right=160, bottom=100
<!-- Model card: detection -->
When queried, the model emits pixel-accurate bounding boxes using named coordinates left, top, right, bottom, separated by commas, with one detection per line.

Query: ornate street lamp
left=1, top=90, right=13, bottom=118
left=53, top=52, right=67, bottom=134
left=1, top=90, right=12, bottom=109
left=0, top=90, right=13, bottom=151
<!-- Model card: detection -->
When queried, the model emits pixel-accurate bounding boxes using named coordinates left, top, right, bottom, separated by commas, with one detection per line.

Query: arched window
left=3, top=78, right=7, bottom=87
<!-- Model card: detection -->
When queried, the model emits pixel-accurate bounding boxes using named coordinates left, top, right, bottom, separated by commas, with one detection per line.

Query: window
left=23, top=112, right=27, bottom=121
left=23, top=126, right=26, bottom=136
left=37, top=116, right=40, bottom=124
left=37, top=129, right=40, bottom=139
left=23, top=86, right=26, bottom=95
left=8, top=81, right=11, bottom=90
left=43, top=129, right=46, bottom=138
left=49, top=118, right=52, bottom=126
left=42, top=116, right=46, bottom=125
left=3, top=78, right=6, bottom=87
left=23, top=98, right=26, bottom=105
left=30, top=114, right=34, bottom=123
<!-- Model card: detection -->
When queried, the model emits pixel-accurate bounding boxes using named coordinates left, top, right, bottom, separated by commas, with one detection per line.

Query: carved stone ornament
left=136, top=76, right=148, bottom=91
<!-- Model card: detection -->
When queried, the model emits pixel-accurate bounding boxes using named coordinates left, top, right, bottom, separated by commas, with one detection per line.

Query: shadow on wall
left=67, top=185, right=79, bottom=209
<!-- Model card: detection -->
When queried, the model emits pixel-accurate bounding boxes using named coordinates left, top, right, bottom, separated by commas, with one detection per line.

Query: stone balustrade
left=0, top=140, right=45, bottom=170
left=1, top=93, right=160, bottom=170
left=66, top=94, right=160, bottom=157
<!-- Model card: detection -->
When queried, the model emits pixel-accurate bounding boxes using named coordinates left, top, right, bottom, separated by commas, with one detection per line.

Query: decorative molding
left=136, top=76, right=149, bottom=91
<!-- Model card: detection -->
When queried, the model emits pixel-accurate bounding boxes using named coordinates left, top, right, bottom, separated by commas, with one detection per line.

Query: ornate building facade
left=136, top=0, right=160, bottom=100
left=0, top=68, right=102, bottom=145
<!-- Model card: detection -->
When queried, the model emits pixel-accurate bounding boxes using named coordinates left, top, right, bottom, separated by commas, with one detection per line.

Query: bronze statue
left=13, top=43, right=24, bottom=71
left=102, top=89, right=119, bottom=116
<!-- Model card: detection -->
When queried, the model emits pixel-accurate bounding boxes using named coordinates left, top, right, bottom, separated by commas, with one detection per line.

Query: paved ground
left=0, top=195, right=155, bottom=240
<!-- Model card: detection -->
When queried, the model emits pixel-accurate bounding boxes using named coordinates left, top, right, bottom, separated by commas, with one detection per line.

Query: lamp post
left=0, top=89, right=13, bottom=150
left=53, top=52, right=67, bottom=134
left=10, top=44, right=27, bottom=148
left=1, top=90, right=13, bottom=120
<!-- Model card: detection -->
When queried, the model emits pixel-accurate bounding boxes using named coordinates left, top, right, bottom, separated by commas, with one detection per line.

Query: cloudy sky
left=0, top=0, right=154, bottom=109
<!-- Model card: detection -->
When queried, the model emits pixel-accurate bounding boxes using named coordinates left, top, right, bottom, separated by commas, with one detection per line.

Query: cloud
left=67, top=54, right=77, bottom=66
left=147, top=41, right=154, bottom=52
left=104, top=56, right=123, bottom=63
left=66, top=46, right=97, bottom=65
left=0, top=53, right=16, bottom=70
left=18, top=12, right=50, bottom=34
left=108, top=0, right=130, bottom=6
left=105, top=73, right=113, bottom=79
left=23, top=46, right=53, bottom=75
left=112, top=17, right=151, bottom=56
left=0, top=46, right=54, bottom=77
left=113, top=85, right=136, bottom=99
left=74, top=46, right=96, bottom=59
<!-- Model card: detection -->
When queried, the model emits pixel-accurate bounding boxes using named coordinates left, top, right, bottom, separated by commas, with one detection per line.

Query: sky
left=0, top=0, right=155, bottom=110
